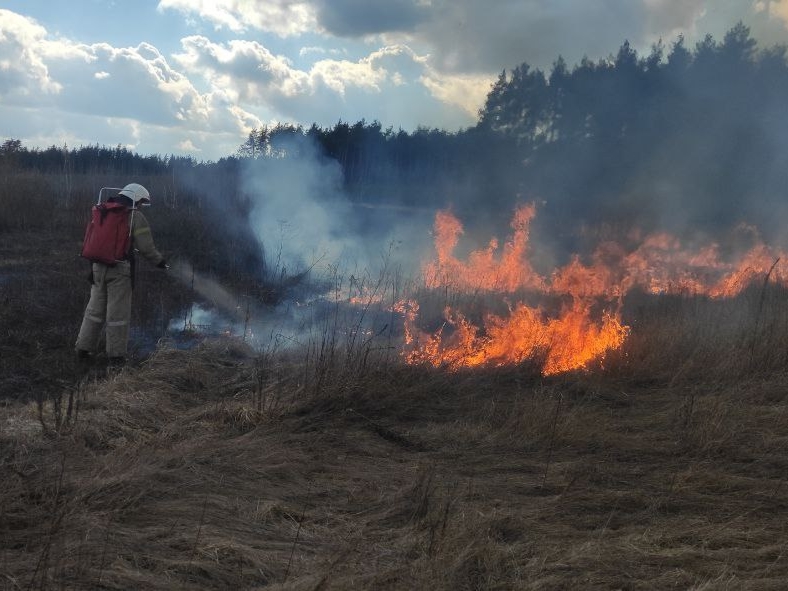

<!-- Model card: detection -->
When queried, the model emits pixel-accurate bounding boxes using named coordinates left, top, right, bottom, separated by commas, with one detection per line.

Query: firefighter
left=75, top=183, right=167, bottom=364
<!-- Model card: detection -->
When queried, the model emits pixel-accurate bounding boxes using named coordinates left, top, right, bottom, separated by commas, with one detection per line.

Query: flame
left=423, top=204, right=545, bottom=292
left=400, top=205, right=786, bottom=375
left=400, top=299, right=628, bottom=375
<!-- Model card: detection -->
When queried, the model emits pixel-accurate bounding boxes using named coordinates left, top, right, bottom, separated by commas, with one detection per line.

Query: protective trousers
left=75, top=261, right=133, bottom=358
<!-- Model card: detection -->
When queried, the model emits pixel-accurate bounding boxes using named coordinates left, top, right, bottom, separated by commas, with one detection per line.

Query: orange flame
left=400, top=299, right=628, bottom=375
left=423, top=203, right=545, bottom=292
left=400, top=205, right=786, bottom=375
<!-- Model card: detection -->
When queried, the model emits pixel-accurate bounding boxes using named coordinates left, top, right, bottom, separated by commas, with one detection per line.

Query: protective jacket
left=75, top=207, right=164, bottom=359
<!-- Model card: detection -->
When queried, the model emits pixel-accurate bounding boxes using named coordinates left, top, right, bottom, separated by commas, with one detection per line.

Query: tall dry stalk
left=541, top=391, right=563, bottom=488
left=284, top=503, right=307, bottom=583
left=748, top=257, right=780, bottom=368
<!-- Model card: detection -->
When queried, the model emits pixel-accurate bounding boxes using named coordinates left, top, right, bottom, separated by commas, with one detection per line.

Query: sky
left=3, top=0, right=788, bottom=161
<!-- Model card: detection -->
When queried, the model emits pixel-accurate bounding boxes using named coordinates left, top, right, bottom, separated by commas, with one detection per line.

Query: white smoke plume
left=240, top=131, right=435, bottom=287
left=169, top=259, right=244, bottom=319
left=163, top=133, right=433, bottom=353
left=244, top=135, right=364, bottom=275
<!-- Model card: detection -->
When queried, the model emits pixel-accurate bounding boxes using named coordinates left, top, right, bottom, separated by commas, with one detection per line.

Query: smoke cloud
left=158, top=132, right=436, bottom=351
left=244, top=135, right=358, bottom=274
left=241, top=132, right=433, bottom=282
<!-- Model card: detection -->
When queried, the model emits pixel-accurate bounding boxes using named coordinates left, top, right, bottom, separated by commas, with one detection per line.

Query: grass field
left=5, top=339, right=788, bottom=589
left=4, top=182, right=788, bottom=589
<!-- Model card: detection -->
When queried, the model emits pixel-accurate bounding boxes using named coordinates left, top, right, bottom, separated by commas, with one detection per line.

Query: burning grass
left=398, top=205, right=788, bottom=377
left=6, top=183, right=788, bottom=588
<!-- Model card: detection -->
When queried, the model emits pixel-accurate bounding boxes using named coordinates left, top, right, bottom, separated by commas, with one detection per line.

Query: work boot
left=76, top=349, right=92, bottom=362
left=107, top=356, right=126, bottom=367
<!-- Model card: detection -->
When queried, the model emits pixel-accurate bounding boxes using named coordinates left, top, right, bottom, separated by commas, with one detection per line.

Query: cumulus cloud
left=0, top=5, right=475, bottom=159
left=0, top=9, right=266, bottom=157
left=171, top=35, right=460, bottom=128
left=34, top=41, right=210, bottom=127
left=155, top=1, right=773, bottom=74
left=178, top=138, right=200, bottom=151
left=0, top=10, right=63, bottom=98
left=157, top=0, right=316, bottom=36
left=311, top=45, right=427, bottom=94
left=0, top=12, right=207, bottom=127
left=420, top=70, right=494, bottom=118
left=5, top=2, right=784, bottom=160
left=162, top=0, right=706, bottom=73
left=157, top=0, right=429, bottom=38
left=173, top=36, right=308, bottom=103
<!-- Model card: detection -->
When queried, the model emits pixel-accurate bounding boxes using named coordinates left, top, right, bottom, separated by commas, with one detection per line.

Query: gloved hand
left=157, top=260, right=169, bottom=269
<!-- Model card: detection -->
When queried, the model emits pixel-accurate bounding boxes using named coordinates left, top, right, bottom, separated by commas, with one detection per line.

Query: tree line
left=4, top=23, right=788, bottom=248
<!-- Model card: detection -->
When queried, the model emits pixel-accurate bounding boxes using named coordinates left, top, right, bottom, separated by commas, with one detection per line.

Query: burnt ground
left=0, top=226, right=216, bottom=404
left=3, top=340, right=788, bottom=590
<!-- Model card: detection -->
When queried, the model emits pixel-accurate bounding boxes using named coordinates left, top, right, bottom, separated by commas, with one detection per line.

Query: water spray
left=167, top=259, right=244, bottom=320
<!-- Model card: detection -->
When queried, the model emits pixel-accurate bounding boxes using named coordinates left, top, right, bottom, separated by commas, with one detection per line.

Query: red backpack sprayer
left=80, top=187, right=142, bottom=265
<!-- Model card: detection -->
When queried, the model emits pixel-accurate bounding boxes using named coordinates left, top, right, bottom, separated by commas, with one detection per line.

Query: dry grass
left=610, top=282, right=788, bottom=381
left=4, top=335, right=788, bottom=590
left=5, top=173, right=788, bottom=588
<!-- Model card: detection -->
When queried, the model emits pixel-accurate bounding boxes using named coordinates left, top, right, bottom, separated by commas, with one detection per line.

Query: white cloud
left=0, top=15, right=209, bottom=127
left=157, top=0, right=316, bottom=36
left=38, top=41, right=212, bottom=127
left=310, top=50, right=395, bottom=95
left=0, top=5, right=470, bottom=159
left=6, top=1, right=778, bottom=161
left=173, top=36, right=432, bottom=109
left=155, top=1, right=767, bottom=75
left=420, top=70, right=494, bottom=118
left=0, top=9, right=262, bottom=158
left=173, top=36, right=308, bottom=103
left=177, top=138, right=200, bottom=151
left=755, top=0, right=788, bottom=29
left=0, top=9, right=63, bottom=97
left=300, top=46, right=327, bottom=57
left=299, top=46, right=347, bottom=58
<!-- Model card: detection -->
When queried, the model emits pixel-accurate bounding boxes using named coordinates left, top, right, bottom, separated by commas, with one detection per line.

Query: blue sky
left=2, top=0, right=788, bottom=161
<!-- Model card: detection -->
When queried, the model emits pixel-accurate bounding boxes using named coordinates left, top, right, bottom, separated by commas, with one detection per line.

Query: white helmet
left=118, top=183, right=151, bottom=206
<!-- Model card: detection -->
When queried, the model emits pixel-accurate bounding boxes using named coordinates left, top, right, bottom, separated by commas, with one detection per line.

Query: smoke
left=165, top=255, right=399, bottom=354
left=241, top=132, right=432, bottom=282
left=169, top=259, right=243, bottom=318
left=164, top=154, right=417, bottom=351
left=244, top=137, right=354, bottom=273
